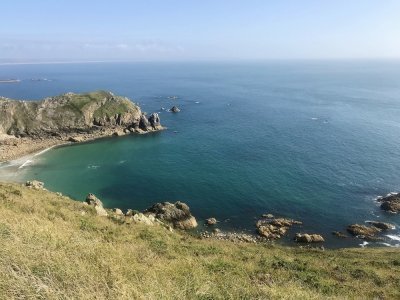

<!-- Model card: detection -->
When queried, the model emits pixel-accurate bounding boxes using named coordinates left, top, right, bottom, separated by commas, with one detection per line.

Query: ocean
left=1, top=60, right=400, bottom=248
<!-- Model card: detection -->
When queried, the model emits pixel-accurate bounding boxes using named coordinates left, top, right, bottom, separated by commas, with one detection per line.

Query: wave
left=359, top=241, right=369, bottom=247
left=18, top=160, right=33, bottom=169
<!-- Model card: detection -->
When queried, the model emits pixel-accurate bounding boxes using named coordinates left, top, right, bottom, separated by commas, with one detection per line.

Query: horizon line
left=1, top=57, right=400, bottom=66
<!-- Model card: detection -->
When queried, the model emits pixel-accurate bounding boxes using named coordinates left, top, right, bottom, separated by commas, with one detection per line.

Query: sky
left=1, top=0, right=400, bottom=62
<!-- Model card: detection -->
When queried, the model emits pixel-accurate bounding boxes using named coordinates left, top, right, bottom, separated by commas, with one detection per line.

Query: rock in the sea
left=295, top=233, right=325, bottom=243
left=25, top=180, right=44, bottom=190
left=377, top=193, right=400, bottom=213
left=170, top=106, right=180, bottom=113
left=85, top=193, right=108, bottom=217
left=366, top=221, right=395, bottom=230
left=332, top=231, right=347, bottom=238
left=206, top=217, right=218, bottom=225
left=256, top=217, right=302, bottom=240
left=148, top=113, right=162, bottom=129
left=347, top=224, right=380, bottom=238
left=144, top=201, right=197, bottom=229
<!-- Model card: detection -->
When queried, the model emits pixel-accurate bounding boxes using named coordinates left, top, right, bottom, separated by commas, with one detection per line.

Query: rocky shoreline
left=24, top=180, right=398, bottom=248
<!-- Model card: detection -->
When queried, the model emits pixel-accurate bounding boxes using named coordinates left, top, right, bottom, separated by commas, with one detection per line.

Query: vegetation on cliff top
left=0, top=182, right=399, bottom=299
left=0, top=91, right=142, bottom=136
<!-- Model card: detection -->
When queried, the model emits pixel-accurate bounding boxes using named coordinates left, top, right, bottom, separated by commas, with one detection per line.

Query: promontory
left=0, top=91, right=163, bottom=162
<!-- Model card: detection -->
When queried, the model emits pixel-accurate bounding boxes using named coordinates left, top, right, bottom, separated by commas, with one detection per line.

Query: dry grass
left=0, top=182, right=399, bottom=299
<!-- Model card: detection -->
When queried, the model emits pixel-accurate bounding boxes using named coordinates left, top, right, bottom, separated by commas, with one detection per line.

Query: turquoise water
left=1, top=61, right=400, bottom=247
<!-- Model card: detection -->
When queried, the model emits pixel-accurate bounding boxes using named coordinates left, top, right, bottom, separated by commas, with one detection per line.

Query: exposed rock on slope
left=144, top=201, right=198, bottom=229
left=85, top=193, right=108, bottom=217
left=0, top=91, right=162, bottom=137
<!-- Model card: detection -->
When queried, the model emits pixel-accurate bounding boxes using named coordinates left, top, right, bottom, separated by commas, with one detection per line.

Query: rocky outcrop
left=132, top=213, right=155, bottom=226
left=148, top=113, right=162, bottom=129
left=144, top=201, right=198, bottom=230
left=0, top=91, right=163, bottom=138
left=25, top=180, right=44, bottom=190
left=332, top=231, right=348, bottom=238
left=68, top=136, right=85, bottom=143
left=170, top=106, right=180, bottom=113
left=347, top=224, right=380, bottom=239
left=206, top=218, right=217, bottom=225
left=366, top=221, right=395, bottom=230
left=377, top=193, right=400, bottom=213
left=85, top=193, right=108, bottom=217
left=256, top=217, right=302, bottom=240
left=201, top=231, right=259, bottom=243
left=139, top=114, right=151, bottom=131
left=295, top=233, right=325, bottom=243
left=113, top=208, right=123, bottom=216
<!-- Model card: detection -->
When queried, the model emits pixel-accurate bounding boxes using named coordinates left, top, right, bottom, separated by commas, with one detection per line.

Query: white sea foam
left=359, top=241, right=369, bottom=247
left=33, top=146, right=56, bottom=157
left=311, top=117, right=318, bottom=120
left=195, top=101, right=200, bottom=104
left=386, top=234, right=400, bottom=242
left=87, top=165, right=100, bottom=169
left=18, top=160, right=33, bottom=169
left=386, top=192, right=398, bottom=197
left=379, top=242, right=400, bottom=248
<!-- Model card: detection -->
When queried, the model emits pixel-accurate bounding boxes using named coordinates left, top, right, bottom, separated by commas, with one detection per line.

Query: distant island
left=0, top=79, right=21, bottom=83
left=0, top=91, right=163, bottom=162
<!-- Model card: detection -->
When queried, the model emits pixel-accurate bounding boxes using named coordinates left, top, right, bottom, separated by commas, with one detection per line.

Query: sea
left=1, top=60, right=400, bottom=248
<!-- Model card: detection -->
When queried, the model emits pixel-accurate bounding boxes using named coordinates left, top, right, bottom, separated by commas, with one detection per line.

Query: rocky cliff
left=0, top=90, right=162, bottom=137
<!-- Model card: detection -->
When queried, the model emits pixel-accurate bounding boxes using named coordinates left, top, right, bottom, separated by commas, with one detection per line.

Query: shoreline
left=0, top=126, right=165, bottom=164
left=1, top=128, right=398, bottom=249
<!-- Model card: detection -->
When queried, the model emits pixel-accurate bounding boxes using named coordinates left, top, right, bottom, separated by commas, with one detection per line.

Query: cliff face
left=0, top=91, right=162, bottom=137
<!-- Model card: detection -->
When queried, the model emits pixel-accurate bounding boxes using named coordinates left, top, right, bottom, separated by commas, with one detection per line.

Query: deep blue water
left=1, top=61, right=400, bottom=248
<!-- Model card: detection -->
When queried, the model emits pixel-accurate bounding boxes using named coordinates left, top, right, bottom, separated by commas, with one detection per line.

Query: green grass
left=0, top=182, right=399, bottom=299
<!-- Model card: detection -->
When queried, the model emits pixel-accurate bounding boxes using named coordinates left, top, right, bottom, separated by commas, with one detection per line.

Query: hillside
left=0, top=182, right=399, bottom=299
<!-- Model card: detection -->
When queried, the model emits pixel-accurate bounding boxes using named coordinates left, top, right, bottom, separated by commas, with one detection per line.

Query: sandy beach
left=0, top=127, right=153, bottom=163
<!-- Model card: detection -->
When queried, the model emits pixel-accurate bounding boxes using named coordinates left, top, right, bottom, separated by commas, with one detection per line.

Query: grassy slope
left=0, top=183, right=399, bottom=299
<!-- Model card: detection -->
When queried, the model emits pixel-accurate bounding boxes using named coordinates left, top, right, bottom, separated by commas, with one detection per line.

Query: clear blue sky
left=1, top=0, right=400, bottom=62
